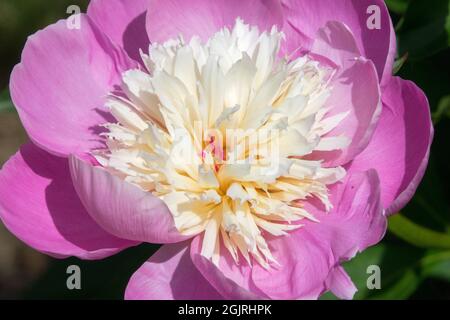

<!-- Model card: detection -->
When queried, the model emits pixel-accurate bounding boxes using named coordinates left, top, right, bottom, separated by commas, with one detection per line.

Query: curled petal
left=69, top=156, right=190, bottom=244
left=308, top=56, right=381, bottom=166
left=325, top=266, right=357, bottom=300
left=310, top=21, right=361, bottom=67
left=281, top=0, right=396, bottom=85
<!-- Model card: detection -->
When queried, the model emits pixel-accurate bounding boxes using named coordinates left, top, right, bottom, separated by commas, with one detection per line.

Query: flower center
left=94, top=19, right=349, bottom=268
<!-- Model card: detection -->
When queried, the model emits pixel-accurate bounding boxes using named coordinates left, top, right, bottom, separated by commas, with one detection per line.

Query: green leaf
left=393, top=52, right=409, bottom=74
left=404, top=155, right=450, bottom=231
left=322, top=243, right=450, bottom=300
left=397, top=0, right=450, bottom=60
left=388, top=214, right=450, bottom=249
left=370, top=269, right=421, bottom=300
left=432, top=95, right=450, bottom=124
left=319, top=243, right=425, bottom=300
left=397, top=49, right=450, bottom=113
left=386, top=0, right=410, bottom=15
left=342, top=245, right=387, bottom=300
left=0, top=89, right=15, bottom=113
left=420, top=251, right=450, bottom=282
left=347, top=243, right=424, bottom=299
left=447, top=4, right=450, bottom=45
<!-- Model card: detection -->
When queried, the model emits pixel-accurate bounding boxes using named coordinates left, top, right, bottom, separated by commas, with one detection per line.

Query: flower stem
left=388, top=214, right=450, bottom=249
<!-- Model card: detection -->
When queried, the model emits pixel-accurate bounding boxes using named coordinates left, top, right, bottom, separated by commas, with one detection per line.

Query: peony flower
left=0, top=0, right=433, bottom=300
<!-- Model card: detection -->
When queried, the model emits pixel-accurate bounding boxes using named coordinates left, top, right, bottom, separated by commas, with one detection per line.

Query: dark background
left=0, top=0, right=449, bottom=299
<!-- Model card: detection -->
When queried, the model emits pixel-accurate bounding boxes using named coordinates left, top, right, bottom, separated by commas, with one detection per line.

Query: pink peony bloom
left=0, top=0, right=433, bottom=300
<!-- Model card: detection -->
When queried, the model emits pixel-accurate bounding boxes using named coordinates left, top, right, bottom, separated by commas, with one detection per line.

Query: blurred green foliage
left=396, top=0, right=450, bottom=60
left=0, top=90, right=13, bottom=113
left=0, top=0, right=449, bottom=300
left=23, top=244, right=161, bottom=300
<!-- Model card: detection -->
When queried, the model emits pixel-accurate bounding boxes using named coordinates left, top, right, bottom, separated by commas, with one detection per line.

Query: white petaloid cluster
left=95, top=19, right=349, bottom=268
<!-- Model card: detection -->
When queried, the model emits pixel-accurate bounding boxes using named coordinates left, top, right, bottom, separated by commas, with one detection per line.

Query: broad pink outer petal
left=69, top=156, right=190, bottom=244
left=87, top=0, right=149, bottom=62
left=125, top=241, right=223, bottom=300
left=191, top=171, right=385, bottom=299
left=145, top=0, right=283, bottom=43
left=349, top=77, right=433, bottom=214
left=0, top=143, right=137, bottom=259
left=9, top=15, right=137, bottom=158
left=281, top=0, right=396, bottom=85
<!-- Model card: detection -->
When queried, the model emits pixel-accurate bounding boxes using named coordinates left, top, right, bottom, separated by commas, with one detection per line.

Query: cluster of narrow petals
left=0, top=0, right=433, bottom=300
left=98, top=19, right=350, bottom=268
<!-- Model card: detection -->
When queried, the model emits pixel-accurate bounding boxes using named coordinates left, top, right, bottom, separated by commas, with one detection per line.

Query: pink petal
left=251, top=170, right=385, bottom=299
left=0, top=143, right=137, bottom=259
left=125, top=241, right=222, bottom=300
left=10, top=15, right=137, bottom=158
left=302, top=170, right=386, bottom=260
left=310, top=21, right=361, bottom=68
left=190, top=236, right=266, bottom=299
left=146, top=0, right=283, bottom=43
left=349, top=77, right=433, bottom=214
left=87, top=0, right=149, bottom=62
left=303, top=21, right=381, bottom=166
left=307, top=56, right=381, bottom=166
left=69, top=156, right=190, bottom=244
left=250, top=232, right=334, bottom=299
left=326, top=266, right=357, bottom=300
left=281, top=0, right=396, bottom=86
left=190, top=171, right=385, bottom=299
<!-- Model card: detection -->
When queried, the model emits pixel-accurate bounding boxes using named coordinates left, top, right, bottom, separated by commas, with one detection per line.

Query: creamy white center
left=95, top=19, right=349, bottom=268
